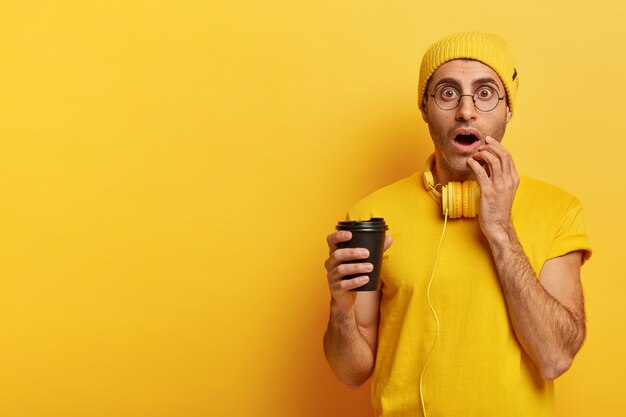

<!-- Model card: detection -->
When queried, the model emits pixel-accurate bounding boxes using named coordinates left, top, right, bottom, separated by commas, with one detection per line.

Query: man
left=323, top=32, right=592, bottom=416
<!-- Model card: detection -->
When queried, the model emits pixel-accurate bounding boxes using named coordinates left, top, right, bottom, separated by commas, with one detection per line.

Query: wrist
left=485, top=221, right=517, bottom=250
left=330, top=298, right=356, bottom=319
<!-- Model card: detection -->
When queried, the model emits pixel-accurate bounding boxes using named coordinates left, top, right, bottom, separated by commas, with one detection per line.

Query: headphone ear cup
left=444, top=182, right=463, bottom=218
left=462, top=181, right=470, bottom=218
left=423, top=169, right=435, bottom=191
left=453, top=182, right=463, bottom=218
left=444, top=181, right=480, bottom=218
left=460, top=180, right=480, bottom=217
left=468, top=180, right=480, bottom=217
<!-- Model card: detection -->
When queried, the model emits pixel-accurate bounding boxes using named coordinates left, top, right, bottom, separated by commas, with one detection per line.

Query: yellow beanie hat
left=417, top=32, right=519, bottom=116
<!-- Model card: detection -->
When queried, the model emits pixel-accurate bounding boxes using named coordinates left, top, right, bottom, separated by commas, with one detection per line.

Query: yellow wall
left=0, top=1, right=623, bottom=416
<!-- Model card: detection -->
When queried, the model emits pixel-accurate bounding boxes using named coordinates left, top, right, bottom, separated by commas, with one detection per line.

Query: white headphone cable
left=419, top=208, right=449, bottom=417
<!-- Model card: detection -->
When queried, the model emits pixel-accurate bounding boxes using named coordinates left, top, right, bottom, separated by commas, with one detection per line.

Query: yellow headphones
left=422, top=154, right=480, bottom=218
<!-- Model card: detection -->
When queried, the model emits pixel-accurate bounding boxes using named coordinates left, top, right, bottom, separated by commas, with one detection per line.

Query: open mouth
left=454, top=133, right=479, bottom=146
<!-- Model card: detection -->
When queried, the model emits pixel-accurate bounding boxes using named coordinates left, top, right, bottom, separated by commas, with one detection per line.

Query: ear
left=505, top=106, right=512, bottom=124
left=420, top=98, right=429, bottom=123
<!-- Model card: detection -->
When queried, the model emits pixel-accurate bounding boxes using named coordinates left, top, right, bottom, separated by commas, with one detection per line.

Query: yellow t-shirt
left=348, top=173, right=592, bottom=417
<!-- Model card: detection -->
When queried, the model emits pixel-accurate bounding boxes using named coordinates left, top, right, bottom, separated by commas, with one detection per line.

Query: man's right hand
left=323, top=229, right=392, bottom=388
left=324, top=231, right=393, bottom=312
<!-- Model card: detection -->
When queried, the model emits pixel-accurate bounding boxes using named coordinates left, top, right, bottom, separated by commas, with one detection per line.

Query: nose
left=455, top=95, right=477, bottom=121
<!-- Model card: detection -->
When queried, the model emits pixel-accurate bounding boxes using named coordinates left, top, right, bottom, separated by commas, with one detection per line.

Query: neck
left=433, top=158, right=476, bottom=185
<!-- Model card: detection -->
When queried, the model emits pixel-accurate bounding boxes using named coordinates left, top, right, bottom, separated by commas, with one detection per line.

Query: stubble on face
left=421, top=59, right=511, bottom=184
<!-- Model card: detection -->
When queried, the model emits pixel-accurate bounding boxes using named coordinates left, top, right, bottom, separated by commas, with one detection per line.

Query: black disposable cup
left=335, top=218, right=388, bottom=291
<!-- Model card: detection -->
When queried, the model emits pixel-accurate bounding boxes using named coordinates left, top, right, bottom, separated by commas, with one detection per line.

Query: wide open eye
left=475, top=86, right=495, bottom=101
left=438, top=86, right=459, bottom=102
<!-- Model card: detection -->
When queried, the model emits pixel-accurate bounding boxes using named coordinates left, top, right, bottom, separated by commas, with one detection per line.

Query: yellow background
left=0, top=0, right=623, bottom=416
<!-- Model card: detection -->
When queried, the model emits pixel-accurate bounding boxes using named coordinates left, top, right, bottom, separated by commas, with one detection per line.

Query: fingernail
left=486, top=136, right=494, bottom=142
left=360, top=276, right=370, bottom=284
left=359, top=249, right=369, bottom=257
left=363, top=263, right=373, bottom=271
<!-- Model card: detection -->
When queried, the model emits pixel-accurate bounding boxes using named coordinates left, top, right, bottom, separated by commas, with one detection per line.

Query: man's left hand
left=467, top=136, right=520, bottom=243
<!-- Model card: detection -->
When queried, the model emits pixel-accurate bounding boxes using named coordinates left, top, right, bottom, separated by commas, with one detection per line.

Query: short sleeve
left=546, top=197, right=592, bottom=265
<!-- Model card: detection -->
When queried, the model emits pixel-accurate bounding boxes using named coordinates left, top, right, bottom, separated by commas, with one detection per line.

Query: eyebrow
left=433, top=77, right=502, bottom=92
left=472, top=77, right=500, bottom=89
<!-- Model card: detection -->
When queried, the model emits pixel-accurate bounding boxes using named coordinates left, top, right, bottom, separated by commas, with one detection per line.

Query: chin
left=448, top=157, right=472, bottom=173
left=435, top=148, right=474, bottom=180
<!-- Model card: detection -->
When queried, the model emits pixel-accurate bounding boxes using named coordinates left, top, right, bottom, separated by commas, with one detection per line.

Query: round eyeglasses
left=428, top=84, right=505, bottom=112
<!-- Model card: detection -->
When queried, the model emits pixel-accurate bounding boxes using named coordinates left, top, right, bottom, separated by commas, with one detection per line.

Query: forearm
left=488, top=225, right=586, bottom=380
left=323, top=301, right=375, bottom=389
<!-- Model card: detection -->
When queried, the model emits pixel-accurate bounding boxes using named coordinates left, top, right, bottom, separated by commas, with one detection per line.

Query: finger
left=383, top=235, right=393, bottom=252
left=510, top=157, right=519, bottom=187
left=328, top=262, right=374, bottom=282
left=326, top=230, right=352, bottom=253
left=484, top=136, right=511, bottom=179
left=474, top=148, right=502, bottom=180
left=504, top=145, right=519, bottom=186
left=467, top=157, right=491, bottom=188
left=324, top=247, right=370, bottom=271
left=332, top=275, right=370, bottom=292
left=481, top=137, right=520, bottom=191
